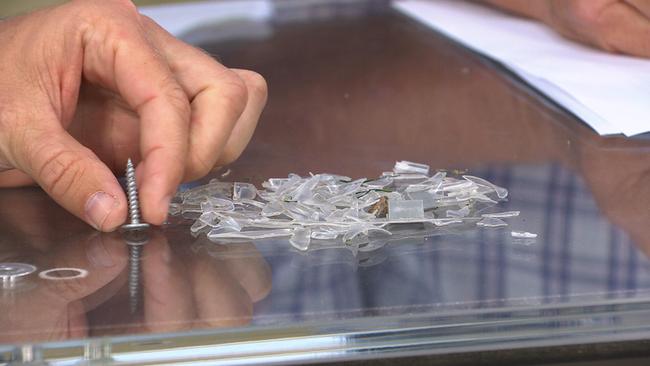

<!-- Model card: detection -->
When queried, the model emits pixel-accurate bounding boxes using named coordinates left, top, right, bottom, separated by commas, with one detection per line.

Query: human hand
left=479, top=0, right=650, bottom=57
left=0, top=0, right=267, bottom=231
left=539, top=0, right=650, bottom=57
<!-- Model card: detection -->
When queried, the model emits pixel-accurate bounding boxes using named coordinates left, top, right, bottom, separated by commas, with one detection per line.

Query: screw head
left=121, top=223, right=150, bottom=231
left=120, top=223, right=150, bottom=245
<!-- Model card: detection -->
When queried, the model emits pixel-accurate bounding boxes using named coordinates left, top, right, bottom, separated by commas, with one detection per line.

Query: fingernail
left=86, top=235, right=115, bottom=268
left=85, top=192, right=118, bottom=231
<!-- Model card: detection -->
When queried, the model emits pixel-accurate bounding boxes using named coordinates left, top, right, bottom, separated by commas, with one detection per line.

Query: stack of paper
left=394, top=0, right=650, bottom=136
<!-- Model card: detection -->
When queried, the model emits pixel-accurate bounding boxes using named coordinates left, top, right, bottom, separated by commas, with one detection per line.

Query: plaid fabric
left=252, top=163, right=650, bottom=324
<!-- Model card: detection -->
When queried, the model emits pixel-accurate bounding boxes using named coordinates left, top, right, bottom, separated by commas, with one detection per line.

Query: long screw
left=121, top=158, right=150, bottom=315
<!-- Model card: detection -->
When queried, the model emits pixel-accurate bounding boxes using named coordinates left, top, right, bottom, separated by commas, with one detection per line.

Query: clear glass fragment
left=239, top=199, right=265, bottom=208
left=207, top=229, right=292, bottom=240
left=511, top=231, right=537, bottom=238
left=190, top=220, right=208, bottom=234
left=476, top=217, right=508, bottom=227
left=393, top=160, right=430, bottom=175
left=233, top=182, right=257, bottom=200
left=463, top=175, right=509, bottom=199
left=364, top=176, right=393, bottom=189
left=262, top=178, right=289, bottom=191
left=446, top=206, right=470, bottom=218
left=180, top=160, right=525, bottom=253
left=405, top=190, right=437, bottom=210
left=198, top=211, right=219, bottom=226
left=219, top=216, right=243, bottom=232
left=290, top=227, right=311, bottom=251
left=261, top=201, right=284, bottom=217
left=201, top=197, right=235, bottom=212
left=357, top=190, right=382, bottom=208
left=482, top=211, right=520, bottom=218
left=391, top=173, right=429, bottom=183
left=388, top=199, right=424, bottom=220
left=311, top=227, right=340, bottom=240
left=169, top=202, right=181, bottom=216
left=432, top=218, right=463, bottom=226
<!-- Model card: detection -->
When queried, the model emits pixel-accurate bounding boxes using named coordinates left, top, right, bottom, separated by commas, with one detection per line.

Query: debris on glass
left=172, top=161, right=525, bottom=251
left=368, top=196, right=389, bottom=218
left=446, top=206, right=470, bottom=218
left=393, top=160, right=430, bottom=175
left=483, top=211, right=520, bottom=218
left=476, top=217, right=508, bottom=227
left=510, top=231, right=537, bottom=238
left=233, top=182, right=257, bottom=200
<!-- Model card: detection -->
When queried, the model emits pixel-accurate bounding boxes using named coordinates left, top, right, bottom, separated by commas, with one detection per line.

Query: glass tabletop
left=3, top=0, right=650, bottom=364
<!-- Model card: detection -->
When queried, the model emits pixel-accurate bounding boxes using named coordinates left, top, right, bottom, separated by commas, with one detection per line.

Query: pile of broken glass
left=170, top=161, right=521, bottom=251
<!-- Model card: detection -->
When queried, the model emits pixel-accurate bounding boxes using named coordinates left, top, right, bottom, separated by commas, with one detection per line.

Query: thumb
left=17, top=126, right=127, bottom=231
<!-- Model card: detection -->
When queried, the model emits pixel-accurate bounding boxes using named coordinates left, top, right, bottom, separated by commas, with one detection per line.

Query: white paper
left=394, top=0, right=650, bottom=136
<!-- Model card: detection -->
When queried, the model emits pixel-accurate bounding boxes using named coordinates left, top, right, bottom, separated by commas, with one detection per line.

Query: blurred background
left=0, top=0, right=191, bottom=18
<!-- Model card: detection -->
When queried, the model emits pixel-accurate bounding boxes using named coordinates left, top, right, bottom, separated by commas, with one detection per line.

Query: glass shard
left=290, top=227, right=311, bottom=251
left=388, top=199, right=424, bottom=220
left=511, top=231, right=537, bottom=238
left=477, top=217, right=508, bottom=227
left=233, top=182, right=257, bottom=200
left=393, top=160, right=430, bottom=175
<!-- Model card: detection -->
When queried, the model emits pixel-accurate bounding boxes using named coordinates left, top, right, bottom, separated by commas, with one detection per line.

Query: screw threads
left=128, top=245, right=141, bottom=314
left=126, top=159, right=140, bottom=225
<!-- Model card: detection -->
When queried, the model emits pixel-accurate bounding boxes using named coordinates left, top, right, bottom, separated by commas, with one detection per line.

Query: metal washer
left=0, top=263, right=37, bottom=282
left=39, top=268, right=88, bottom=281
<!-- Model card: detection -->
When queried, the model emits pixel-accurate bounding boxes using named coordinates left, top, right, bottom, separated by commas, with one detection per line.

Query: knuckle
left=186, top=150, right=213, bottom=181
left=165, top=80, right=192, bottom=119
left=36, top=148, right=87, bottom=198
left=219, top=72, right=249, bottom=117
left=240, top=70, right=268, bottom=104
left=566, top=1, right=604, bottom=28
left=154, top=77, right=191, bottom=131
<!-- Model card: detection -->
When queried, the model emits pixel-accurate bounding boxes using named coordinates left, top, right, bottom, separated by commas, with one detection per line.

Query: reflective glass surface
left=3, top=1, right=650, bottom=364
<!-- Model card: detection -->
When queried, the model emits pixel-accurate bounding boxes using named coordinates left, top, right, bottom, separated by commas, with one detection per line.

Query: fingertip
left=84, top=188, right=127, bottom=232
left=100, top=195, right=128, bottom=231
left=146, top=194, right=171, bottom=226
left=138, top=163, right=177, bottom=225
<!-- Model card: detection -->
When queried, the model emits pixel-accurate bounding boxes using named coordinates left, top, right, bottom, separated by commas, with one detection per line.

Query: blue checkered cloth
left=251, top=163, right=650, bottom=324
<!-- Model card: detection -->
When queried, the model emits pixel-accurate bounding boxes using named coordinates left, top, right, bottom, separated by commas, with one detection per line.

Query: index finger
left=83, top=16, right=190, bottom=224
